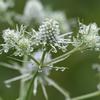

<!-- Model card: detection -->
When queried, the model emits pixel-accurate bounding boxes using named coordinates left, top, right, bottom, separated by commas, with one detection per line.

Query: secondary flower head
left=1, top=25, right=35, bottom=56
left=36, top=18, right=72, bottom=52
left=73, top=22, right=100, bottom=50
left=14, top=37, right=34, bottom=56
left=1, top=29, right=19, bottom=53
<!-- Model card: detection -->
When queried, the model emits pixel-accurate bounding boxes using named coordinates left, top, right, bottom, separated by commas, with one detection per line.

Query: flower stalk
left=29, top=55, right=40, bottom=66
left=45, top=44, right=85, bottom=66
left=25, top=71, right=38, bottom=100
left=71, top=91, right=100, bottom=100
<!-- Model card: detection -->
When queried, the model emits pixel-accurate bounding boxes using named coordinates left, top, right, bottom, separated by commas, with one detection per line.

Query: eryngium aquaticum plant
left=0, top=18, right=100, bottom=100
left=1, top=0, right=100, bottom=100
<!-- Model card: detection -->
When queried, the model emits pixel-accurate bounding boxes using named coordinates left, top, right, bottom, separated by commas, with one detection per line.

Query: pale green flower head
left=1, top=25, right=35, bottom=56
left=79, top=22, right=99, bottom=35
left=74, top=22, right=100, bottom=50
left=3, top=29, right=19, bottom=43
left=1, top=29, right=19, bottom=53
left=14, top=37, right=34, bottom=56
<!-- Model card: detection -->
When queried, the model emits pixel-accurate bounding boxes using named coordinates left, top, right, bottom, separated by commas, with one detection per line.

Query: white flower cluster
left=2, top=19, right=71, bottom=56
left=1, top=19, right=100, bottom=57
left=2, top=29, right=19, bottom=53
left=14, top=37, right=34, bottom=56
left=1, top=18, right=72, bottom=56
left=1, top=25, right=34, bottom=56
left=36, top=19, right=72, bottom=52
left=73, top=22, right=100, bottom=50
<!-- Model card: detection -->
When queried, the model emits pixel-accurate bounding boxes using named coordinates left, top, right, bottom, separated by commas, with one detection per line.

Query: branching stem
left=25, top=71, right=38, bottom=100
left=45, top=44, right=84, bottom=65
left=29, top=55, right=40, bottom=65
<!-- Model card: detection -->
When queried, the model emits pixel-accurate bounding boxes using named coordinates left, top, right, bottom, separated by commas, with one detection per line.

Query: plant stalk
left=46, top=45, right=83, bottom=65
left=25, top=71, right=38, bottom=100
left=71, top=91, right=100, bottom=100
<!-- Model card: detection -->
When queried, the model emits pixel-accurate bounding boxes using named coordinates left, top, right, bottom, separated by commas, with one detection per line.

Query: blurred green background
left=1, top=0, right=100, bottom=100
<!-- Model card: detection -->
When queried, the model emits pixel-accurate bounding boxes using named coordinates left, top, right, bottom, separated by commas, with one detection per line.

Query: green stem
left=40, top=50, right=46, bottom=66
left=25, top=71, right=38, bottom=100
left=19, top=55, right=28, bottom=100
left=45, top=77, right=70, bottom=99
left=71, top=91, right=100, bottom=100
left=46, top=45, right=82, bottom=65
left=29, top=55, right=40, bottom=65
left=24, top=50, right=47, bottom=100
left=19, top=80, right=27, bottom=100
